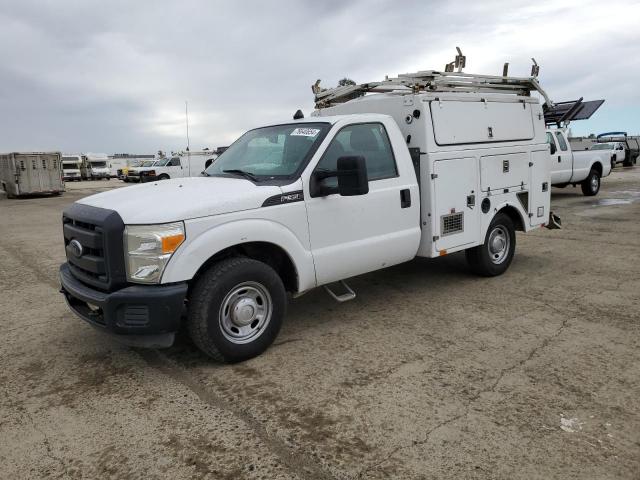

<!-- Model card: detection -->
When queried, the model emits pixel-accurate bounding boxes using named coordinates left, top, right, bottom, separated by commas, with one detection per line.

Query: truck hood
left=77, top=176, right=282, bottom=224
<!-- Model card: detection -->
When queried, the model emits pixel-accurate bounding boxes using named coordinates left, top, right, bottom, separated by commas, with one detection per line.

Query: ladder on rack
left=312, top=48, right=553, bottom=109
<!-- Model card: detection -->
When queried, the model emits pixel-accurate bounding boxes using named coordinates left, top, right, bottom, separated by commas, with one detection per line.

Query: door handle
left=400, top=189, right=411, bottom=208
left=467, top=193, right=475, bottom=209
left=557, top=155, right=561, bottom=163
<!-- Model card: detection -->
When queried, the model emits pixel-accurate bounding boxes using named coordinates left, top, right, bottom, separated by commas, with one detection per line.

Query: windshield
left=205, top=122, right=330, bottom=179
left=141, top=160, right=157, bottom=167
left=155, top=158, right=171, bottom=166
left=62, top=163, right=77, bottom=170
left=591, top=144, right=614, bottom=150
left=91, top=161, right=107, bottom=167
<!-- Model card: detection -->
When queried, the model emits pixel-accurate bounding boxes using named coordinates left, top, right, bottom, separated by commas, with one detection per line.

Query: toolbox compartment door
left=480, top=152, right=529, bottom=192
left=430, top=100, right=535, bottom=145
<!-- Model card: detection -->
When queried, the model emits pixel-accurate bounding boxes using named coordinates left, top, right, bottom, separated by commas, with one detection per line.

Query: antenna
left=185, top=101, right=190, bottom=152
left=185, top=100, right=191, bottom=176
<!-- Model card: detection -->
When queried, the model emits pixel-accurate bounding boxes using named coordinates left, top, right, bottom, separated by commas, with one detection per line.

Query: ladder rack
left=313, top=70, right=553, bottom=109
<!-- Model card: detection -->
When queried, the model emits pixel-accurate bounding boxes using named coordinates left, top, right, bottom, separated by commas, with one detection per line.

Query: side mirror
left=309, top=155, right=369, bottom=197
left=337, top=155, right=368, bottom=196
left=549, top=142, right=557, bottom=155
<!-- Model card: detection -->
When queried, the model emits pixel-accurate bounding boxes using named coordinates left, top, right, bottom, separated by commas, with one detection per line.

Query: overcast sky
left=1, top=0, right=639, bottom=154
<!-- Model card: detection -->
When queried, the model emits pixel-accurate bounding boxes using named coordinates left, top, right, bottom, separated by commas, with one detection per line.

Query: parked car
left=547, top=129, right=611, bottom=196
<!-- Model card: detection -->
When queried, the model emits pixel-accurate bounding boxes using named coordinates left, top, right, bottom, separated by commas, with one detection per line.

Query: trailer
left=0, top=152, right=64, bottom=198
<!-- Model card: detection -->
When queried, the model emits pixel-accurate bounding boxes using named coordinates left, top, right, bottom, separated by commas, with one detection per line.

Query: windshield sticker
left=291, top=128, right=320, bottom=137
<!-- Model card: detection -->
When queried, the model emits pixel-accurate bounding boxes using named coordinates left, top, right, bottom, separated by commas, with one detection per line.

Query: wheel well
left=498, top=205, right=525, bottom=232
left=592, top=162, right=603, bottom=176
left=191, top=242, right=298, bottom=293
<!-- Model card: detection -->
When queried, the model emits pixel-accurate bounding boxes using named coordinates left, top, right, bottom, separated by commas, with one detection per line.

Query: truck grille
left=62, top=203, right=127, bottom=292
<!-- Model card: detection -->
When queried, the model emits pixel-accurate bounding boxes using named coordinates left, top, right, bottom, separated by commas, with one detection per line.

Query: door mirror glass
left=337, top=156, right=369, bottom=196
left=549, top=142, right=557, bottom=155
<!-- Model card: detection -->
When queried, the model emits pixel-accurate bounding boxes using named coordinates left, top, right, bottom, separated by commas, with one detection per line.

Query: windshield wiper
left=223, top=169, right=259, bottom=182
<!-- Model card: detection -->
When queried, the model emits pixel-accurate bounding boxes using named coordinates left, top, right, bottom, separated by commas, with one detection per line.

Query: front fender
left=161, top=218, right=316, bottom=291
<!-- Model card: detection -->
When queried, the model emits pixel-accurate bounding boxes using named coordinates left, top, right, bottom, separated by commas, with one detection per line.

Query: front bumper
left=59, top=263, right=187, bottom=348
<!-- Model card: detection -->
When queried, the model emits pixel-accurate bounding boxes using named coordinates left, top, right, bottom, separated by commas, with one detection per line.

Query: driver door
left=304, top=121, right=420, bottom=286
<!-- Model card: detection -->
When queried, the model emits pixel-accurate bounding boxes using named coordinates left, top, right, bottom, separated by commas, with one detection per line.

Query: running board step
left=323, top=281, right=356, bottom=303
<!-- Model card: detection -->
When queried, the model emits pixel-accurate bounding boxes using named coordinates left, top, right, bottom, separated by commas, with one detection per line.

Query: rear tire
left=466, top=212, right=516, bottom=277
left=187, top=257, right=286, bottom=362
left=581, top=169, right=600, bottom=196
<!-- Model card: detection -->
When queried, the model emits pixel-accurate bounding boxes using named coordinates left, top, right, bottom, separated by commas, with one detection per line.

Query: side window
left=315, top=123, right=397, bottom=182
left=169, top=157, right=181, bottom=166
left=555, top=132, right=568, bottom=151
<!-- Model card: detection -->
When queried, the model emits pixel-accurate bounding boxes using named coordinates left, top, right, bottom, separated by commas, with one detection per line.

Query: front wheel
left=466, top=212, right=516, bottom=277
left=581, top=169, right=600, bottom=196
left=187, top=257, right=286, bottom=362
left=158, top=174, right=170, bottom=180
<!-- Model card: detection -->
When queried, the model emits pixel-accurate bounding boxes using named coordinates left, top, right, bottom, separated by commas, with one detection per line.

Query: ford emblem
left=69, top=239, right=84, bottom=258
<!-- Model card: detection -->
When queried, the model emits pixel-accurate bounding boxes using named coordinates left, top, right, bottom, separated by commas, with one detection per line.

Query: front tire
left=158, top=174, right=170, bottom=180
left=466, top=212, right=516, bottom=277
left=187, top=257, right=286, bottom=362
left=581, top=168, right=600, bottom=196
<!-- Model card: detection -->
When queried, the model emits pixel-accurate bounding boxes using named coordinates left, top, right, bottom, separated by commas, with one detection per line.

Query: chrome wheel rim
left=488, top=226, right=510, bottom=264
left=219, top=281, right=272, bottom=344
left=591, top=175, right=599, bottom=191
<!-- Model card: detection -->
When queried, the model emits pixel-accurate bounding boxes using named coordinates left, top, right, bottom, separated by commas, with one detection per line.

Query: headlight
left=124, top=222, right=185, bottom=284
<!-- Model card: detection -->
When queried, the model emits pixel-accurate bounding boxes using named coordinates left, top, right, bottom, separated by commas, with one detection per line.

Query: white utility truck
left=546, top=128, right=611, bottom=196
left=1, top=152, right=64, bottom=198
left=62, top=155, right=83, bottom=181
left=59, top=59, right=559, bottom=362
left=126, top=152, right=218, bottom=182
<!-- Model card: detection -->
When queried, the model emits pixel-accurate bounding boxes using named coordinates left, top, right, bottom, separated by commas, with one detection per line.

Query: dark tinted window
left=315, top=123, right=397, bottom=182
left=555, top=132, right=568, bottom=151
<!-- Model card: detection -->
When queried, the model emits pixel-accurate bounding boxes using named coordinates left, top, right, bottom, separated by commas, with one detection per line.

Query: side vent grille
left=441, top=212, right=464, bottom=236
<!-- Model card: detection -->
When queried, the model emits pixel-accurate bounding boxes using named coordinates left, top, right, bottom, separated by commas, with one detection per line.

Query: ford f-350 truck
left=547, top=128, right=611, bottom=196
left=59, top=67, right=557, bottom=362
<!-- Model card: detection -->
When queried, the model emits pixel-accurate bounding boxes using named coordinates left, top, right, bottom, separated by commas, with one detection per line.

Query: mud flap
left=545, top=211, right=562, bottom=230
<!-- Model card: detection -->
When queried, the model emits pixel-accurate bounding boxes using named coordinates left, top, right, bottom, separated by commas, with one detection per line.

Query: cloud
left=0, top=0, right=638, bottom=152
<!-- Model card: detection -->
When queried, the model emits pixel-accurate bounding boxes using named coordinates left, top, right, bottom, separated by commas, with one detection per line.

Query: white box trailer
left=0, top=152, right=64, bottom=198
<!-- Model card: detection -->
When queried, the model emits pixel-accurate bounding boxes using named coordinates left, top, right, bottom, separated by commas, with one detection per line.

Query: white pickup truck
left=59, top=68, right=556, bottom=362
left=591, top=142, right=626, bottom=168
left=127, top=153, right=218, bottom=183
left=547, top=129, right=611, bottom=196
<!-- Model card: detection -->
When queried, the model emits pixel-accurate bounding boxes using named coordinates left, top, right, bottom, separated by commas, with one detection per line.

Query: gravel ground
left=1, top=169, right=639, bottom=479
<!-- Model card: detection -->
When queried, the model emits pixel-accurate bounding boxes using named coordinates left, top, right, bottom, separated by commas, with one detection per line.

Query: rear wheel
left=187, top=257, right=286, bottom=362
left=466, top=212, right=516, bottom=277
left=581, top=168, right=600, bottom=196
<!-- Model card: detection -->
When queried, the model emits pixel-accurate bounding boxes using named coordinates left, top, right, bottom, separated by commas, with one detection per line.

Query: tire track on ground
left=139, top=350, right=339, bottom=480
